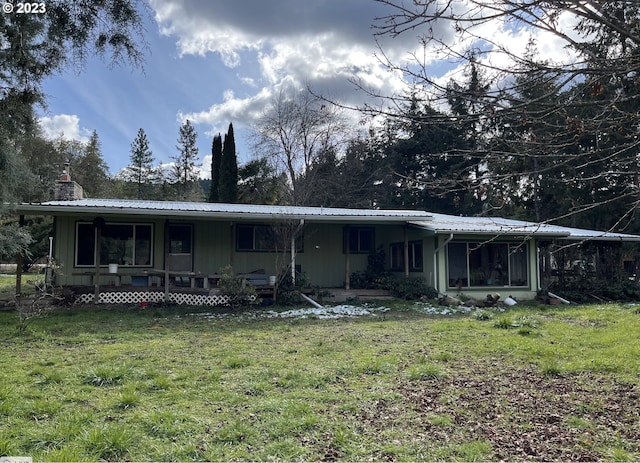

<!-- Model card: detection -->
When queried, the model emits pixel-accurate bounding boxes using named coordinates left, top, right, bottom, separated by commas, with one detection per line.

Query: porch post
left=229, top=222, right=235, bottom=272
left=93, top=222, right=101, bottom=304
left=404, top=226, right=409, bottom=277
left=291, top=235, right=296, bottom=285
left=345, top=225, right=350, bottom=290
left=164, top=220, right=170, bottom=301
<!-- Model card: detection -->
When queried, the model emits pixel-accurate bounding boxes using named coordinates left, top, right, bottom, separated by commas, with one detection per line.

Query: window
left=236, top=224, right=303, bottom=252
left=390, top=241, right=423, bottom=272
left=343, top=227, right=375, bottom=253
left=447, top=242, right=528, bottom=288
left=76, top=222, right=153, bottom=267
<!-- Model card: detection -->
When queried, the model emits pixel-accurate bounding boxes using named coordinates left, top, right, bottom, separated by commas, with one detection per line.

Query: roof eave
left=556, top=235, right=640, bottom=242
left=12, top=204, right=432, bottom=223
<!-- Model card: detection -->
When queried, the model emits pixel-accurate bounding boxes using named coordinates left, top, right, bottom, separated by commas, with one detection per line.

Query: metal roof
left=14, top=199, right=640, bottom=241
left=410, top=212, right=640, bottom=242
left=14, top=198, right=434, bottom=223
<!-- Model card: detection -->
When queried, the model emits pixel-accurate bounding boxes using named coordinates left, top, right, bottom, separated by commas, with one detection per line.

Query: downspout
left=536, top=241, right=541, bottom=292
left=433, top=233, right=454, bottom=294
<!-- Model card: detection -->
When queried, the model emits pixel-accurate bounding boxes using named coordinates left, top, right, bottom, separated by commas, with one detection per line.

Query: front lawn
left=1, top=302, right=639, bottom=461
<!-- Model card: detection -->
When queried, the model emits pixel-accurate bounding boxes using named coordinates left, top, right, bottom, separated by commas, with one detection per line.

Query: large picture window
left=447, top=242, right=528, bottom=288
left=390, top=241, right=423, bottom=272
left=76, top=222, right=153, bottom=267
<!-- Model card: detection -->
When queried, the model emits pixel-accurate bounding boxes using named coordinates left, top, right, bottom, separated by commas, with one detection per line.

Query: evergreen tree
left=219, top=123, right=238, bottom=203
left=170, top=120, right=200, bottom=200
left=74, top=130, right=110, bottom=198
left=237, top=157, right=282, bottom=205
left=126, top=128, right=155, bottom=199
left=0, top=0, right=146, bottom=256
left=208, top=134, right=222, bottom=202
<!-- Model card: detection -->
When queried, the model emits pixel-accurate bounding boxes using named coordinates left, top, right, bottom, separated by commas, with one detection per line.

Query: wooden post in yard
left=15, top=215, right=25, bottom=304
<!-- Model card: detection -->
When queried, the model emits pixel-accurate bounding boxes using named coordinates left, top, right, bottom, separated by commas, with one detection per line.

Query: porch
left=65, top=284, right=392, bottom=307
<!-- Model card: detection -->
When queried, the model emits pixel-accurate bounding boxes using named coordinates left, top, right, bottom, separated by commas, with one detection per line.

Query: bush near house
left=217, top=266, right=259, bottom=308
left=389, top=276, right=438, bottom=300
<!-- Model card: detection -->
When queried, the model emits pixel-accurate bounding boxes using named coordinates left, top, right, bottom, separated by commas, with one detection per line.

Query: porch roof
left=410, top=213, right=640, bottom=242
left=14, top=198, right=434, bottom=223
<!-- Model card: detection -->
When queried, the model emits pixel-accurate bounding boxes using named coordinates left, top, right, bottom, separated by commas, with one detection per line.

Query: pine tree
left=127, top=128, right=154, bottom=199
left=219, top=123, right=238, bottom=203
left=171, top=120, right=200, bottom=200
left=208, top=134, right=222, bottom=202
left=74, top=130, right=110, bottom=198
left=0, top=0, right=145, bottom=256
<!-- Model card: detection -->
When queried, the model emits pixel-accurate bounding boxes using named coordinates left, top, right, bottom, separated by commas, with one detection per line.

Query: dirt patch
left=394, top=360, right=640, bottom=461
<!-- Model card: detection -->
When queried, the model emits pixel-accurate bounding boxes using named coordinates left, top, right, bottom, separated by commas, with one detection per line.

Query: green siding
left=434, top=234, right=540, bottom=300
left=52, top=216, right=442, bottom=290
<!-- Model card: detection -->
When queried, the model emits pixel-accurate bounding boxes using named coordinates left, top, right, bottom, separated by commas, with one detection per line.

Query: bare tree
left=253, top=85, right=351, bottom=205
left=366, top=0, right=640, bottom=229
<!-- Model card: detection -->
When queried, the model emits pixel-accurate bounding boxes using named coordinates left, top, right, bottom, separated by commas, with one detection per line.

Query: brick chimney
left=54, top=163, right=84, bottom=201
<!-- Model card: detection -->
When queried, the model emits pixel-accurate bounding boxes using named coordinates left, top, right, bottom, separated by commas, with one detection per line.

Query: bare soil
left=386, top=359, right=640, bottom=461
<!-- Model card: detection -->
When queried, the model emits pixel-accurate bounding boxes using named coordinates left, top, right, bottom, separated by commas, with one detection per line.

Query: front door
left=167, top=224, right=193, bottom=272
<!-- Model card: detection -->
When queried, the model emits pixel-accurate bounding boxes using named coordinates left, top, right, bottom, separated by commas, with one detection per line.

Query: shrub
left=275, top=271, right=306, bottom=305
left=217, top=266, right=259, bottom=308
left=389, top=276, right=437, bottom=300
left=350, top=246, right=390, bottom=289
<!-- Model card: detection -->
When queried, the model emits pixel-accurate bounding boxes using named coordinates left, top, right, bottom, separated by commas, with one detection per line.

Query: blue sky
left=38, top=0, right=409, bottom=177
left=38, top=0, right=561, bottom=178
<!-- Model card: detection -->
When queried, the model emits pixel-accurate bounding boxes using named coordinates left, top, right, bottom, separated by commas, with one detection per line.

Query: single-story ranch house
left=12, top=178, right=640, bottom=305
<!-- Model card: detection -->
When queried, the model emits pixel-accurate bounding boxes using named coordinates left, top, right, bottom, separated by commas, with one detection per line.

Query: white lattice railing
left=75, top=291, right=231, bottom=306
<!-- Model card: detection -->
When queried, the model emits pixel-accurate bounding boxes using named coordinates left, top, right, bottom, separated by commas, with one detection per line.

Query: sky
left=38, top=0, right=576, bottom=179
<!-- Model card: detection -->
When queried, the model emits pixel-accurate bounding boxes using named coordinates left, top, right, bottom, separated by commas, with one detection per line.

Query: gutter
left=13, top=204, right=434, bottom=224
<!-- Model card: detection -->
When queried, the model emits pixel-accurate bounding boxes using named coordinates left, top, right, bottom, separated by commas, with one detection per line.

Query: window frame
left=236, top=223, right=304, bottom=253
left=75, top=221, right=154, bottom=268
left=389, top=240, right=424, bottom=272
left=343, top=226, right=375, bottom=254
left=446, top=241, right=529, bottom=288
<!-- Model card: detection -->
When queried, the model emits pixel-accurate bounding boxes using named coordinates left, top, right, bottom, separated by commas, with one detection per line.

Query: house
left=12, top=177, right=640, bottom=305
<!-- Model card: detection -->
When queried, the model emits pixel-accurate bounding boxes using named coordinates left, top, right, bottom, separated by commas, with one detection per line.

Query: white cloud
left=39, top=114, right=91, bottom=142
left=150, top=0, right=416, bottom=136
left=150, top=0, right=587, bottom=163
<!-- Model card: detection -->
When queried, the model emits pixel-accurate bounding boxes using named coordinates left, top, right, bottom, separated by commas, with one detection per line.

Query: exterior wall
left=52, top=216, right=437, bottom=289
left=386, top=228, right=436, bottom=283
left=53, top=215, right=539, bottom=299
left=434, top=235, right=540, bottom=300
left=191, top=221, right=230, bottom=274
left=54, top=215, right=168, bottom=286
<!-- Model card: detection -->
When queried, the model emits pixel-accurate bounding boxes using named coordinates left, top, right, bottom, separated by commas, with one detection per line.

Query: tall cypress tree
left=208, top=134, right=222, bottom=202
left=219, top=123, right=238, bottom=203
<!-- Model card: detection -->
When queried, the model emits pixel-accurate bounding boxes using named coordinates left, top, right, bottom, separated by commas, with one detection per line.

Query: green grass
left=0, top=273, right=45, bottom=296
left=0, top=302, right=639, bottom=461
